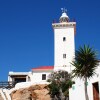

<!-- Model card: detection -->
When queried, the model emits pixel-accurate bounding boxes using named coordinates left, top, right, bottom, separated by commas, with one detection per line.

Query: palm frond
left=71, top=45, right=99, bottom=79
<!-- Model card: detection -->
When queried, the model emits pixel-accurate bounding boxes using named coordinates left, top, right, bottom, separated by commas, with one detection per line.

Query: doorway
left=15, top=78, right=26, bottom=83
left=92, top=82, right=99, bottom=100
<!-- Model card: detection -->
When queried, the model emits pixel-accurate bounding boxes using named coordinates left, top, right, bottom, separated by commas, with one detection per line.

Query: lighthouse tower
left=52, top=9, right=76, bottom=72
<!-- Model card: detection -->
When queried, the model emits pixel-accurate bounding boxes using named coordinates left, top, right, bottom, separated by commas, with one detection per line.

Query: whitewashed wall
left=53, top=25, right=75, bottom=72
left=30, top=71, right=52, bottom=83
left=69, top=64, right=100, bottom=100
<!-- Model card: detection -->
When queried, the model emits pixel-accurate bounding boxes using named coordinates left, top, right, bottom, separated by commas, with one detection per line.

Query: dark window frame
left=63, top=54, right=66, bottom=58
left=63, top=37, right=66, bottom=41
left=42, top=74, right=46, bottom=80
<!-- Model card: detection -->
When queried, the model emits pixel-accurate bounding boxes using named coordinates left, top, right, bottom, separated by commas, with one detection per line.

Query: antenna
left=61, top=8, right=67, bottom=13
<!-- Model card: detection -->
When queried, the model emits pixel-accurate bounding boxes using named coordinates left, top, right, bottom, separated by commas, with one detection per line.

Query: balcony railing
left=0, top=81, right=16, bottom=89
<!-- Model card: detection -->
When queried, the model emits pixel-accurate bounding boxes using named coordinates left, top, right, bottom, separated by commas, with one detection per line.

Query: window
left=63, top=65, right=67, bottom=67
left=63, top=54, right=66, bottom=58
left=42, top=74, right=46, bottom=80
left=63, top=37, right=66, bottom=41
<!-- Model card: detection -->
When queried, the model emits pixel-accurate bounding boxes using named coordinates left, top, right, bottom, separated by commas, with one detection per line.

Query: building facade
left=8, top=66, right=54, bottom=84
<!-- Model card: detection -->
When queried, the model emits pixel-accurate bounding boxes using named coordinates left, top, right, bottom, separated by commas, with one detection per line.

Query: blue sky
left=0, top=0, right=100, bottom=81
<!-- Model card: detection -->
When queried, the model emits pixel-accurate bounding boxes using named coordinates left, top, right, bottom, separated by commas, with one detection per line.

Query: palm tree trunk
left=84, top=77, right=89, bottom=100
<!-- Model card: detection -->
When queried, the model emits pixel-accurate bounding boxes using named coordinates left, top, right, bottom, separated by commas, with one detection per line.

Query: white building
left=8, top=9, right=100, bottom=100
left=52, top=10, right=76, bottom=72
left=8, top=66, right=54, bottom=84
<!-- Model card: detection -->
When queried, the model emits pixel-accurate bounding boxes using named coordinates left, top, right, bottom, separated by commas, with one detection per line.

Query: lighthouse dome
left=59, top=11, right=69, bottom=23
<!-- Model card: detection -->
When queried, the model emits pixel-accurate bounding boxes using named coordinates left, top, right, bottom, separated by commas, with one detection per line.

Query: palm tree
left=71, top=45, right=99, bottom=100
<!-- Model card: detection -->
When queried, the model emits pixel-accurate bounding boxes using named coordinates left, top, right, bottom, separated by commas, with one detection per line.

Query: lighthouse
left=52, top=8, right=76, bottom=72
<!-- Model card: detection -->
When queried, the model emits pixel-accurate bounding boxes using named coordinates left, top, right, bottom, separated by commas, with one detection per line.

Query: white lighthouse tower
left=52, top=8, right=76, bottom=72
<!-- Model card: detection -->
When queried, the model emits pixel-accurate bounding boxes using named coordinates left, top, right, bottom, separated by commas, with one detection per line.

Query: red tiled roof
left=32, top=66, right=54, bottom=71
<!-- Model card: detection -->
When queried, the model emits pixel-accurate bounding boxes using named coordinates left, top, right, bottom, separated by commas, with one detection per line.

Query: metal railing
left=0, top=81, right=16, bottom=89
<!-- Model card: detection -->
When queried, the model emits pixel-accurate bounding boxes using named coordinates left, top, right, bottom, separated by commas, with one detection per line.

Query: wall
left=30, top=71, right=52, bottom=83
left=54, top=26, right=75, bottom=72
left=69, top=64, right=100, bottom=100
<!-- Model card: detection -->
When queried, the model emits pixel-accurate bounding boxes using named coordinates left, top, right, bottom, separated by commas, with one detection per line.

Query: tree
left=71, top=45, right=99, bottom=100
left=47, top=70, right=74, bottom=100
